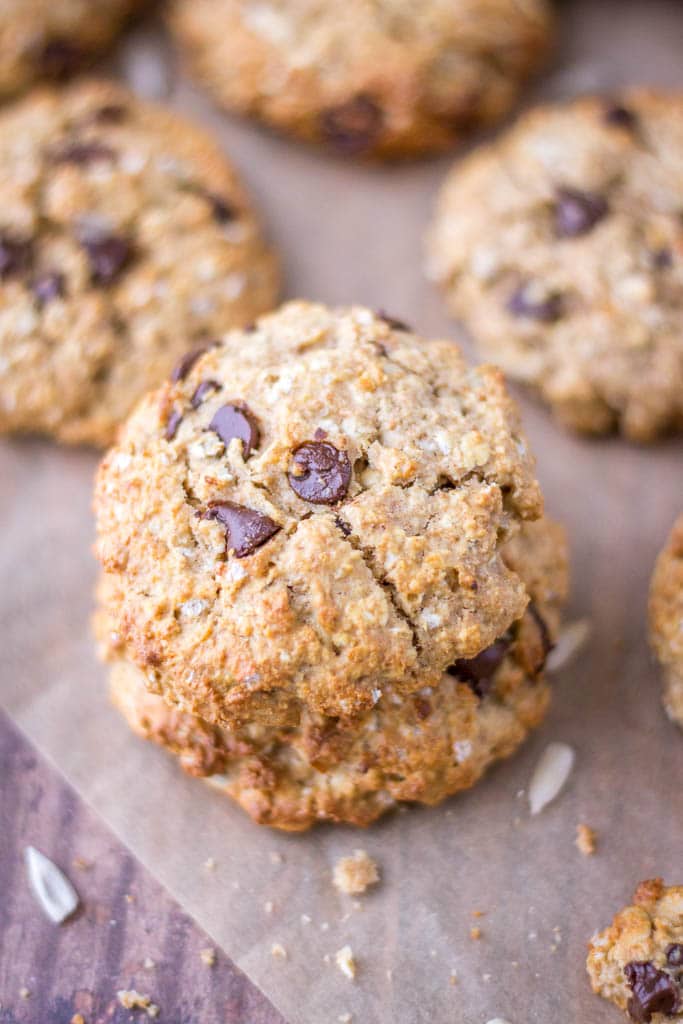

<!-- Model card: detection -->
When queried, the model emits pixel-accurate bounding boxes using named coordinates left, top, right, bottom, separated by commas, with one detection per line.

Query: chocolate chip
left=653, top=247, right=673, bottom=269
left=200, top=501, right=280, bottom=558
left=507, top=284, right=563, bottom=323
left=414, top=697, right=432, bottom=720
left=313, top=427, right=328, bottom=441
left=171, top=344, right=212, bottom=383
left=36, top=37, right=85, bottom=79
left=667, top=945, right=683, bottom=968
left=209, top=403, right=259, bottom=458
left=165, top=408, right=183, bottom=441
left=320, top=94, right=384, bottom=155
left=190, top=379, right=221, bottom=408
left=32, top=272, right=65, bottom=306
left=604, top=103, right=638, bottom=130
left=554, top=187, right=608, bottom=238
left=624, top=961, right=680, bottom=1022
left=93, top=104, right=128, bottom=124
left=0, top=235, right=32, bottom=280
left=79, top=230, right=133, bottom=285
left=334, top=515, right=352, bottom=537
left=287, top=441, right=352, bottom=505
left=447, top=634, right=512, bottom=699
left=377, top=310, right=412, bottom=332
left=206, top=194, right=237, bottom=224
left=528, top=602, right=552, bottom=674
left=50, top=141, right=116, bottom=166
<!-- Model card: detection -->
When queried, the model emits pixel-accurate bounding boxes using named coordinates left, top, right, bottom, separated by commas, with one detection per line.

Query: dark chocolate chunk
left=653, top=248, right=673, bottom=269
left=200, top=501, right=280, bottom=558
left=165, top=409, right=183, bottom=441
left=554, top=187, right=609, bottom=238
left=32, top=272, right=65, bottom=306
left=209, top=403, right=259, bottom=457
left=624, top=961, right=680, bottom=1022
left=79, top=230, right=133, bottom=285
left=447, top=634, right=512, bottom=699
left=190, top=379, right=221, bottom=408
left=667, top=945, right=683, bottom=968
left=320, top=94, right=384, bottom=155
left=50, top=140, right=116, bottom=166
left=206, top=193, right=237, bottom=224
left=171, top=344, right=213, bottom=383
left=0, top=235, right=32, bottom=280
left=334, top=515, right=352, bottom=537
left=36, top=37, right=85, bottom=79
left=507, top=283, right=563, bottom=323
left=287, top=441, right=352, bottom=505
left=604, top=103, right=638, bottom=130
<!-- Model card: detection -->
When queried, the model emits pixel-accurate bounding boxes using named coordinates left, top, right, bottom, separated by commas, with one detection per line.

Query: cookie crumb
left=72, top=857, right=91, bottom=870
left=335, top=945, right=356, bottom=980
left=203, top=857, right=216, bottom=871
left=470, top=926, right=482, bottom=941
left=116, top=990, right=159, bottom=1018
left=71, top=1015, right=86, bottom=1024
left=264, top=900, right=274, bottom=914
left=200, top=947, right=216, bottom=967
left=143, top=957, right=156, bottom=969
left=333, top=850, right=379, bottom=895
left=19, top=988, right=31, bottom=999
left=269, top=851, right=284, bottom=865
left=271, top=943, right=287, bottom=960
left=338, top=1014, right=353, bottom=1023
left=576, top=823, right=597, bottom=855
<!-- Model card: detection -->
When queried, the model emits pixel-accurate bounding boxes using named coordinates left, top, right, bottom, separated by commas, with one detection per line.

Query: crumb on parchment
left=116, top=989, right=160, bottom=1018
left=200, top=947, right=216, bottom=967
left=576, top=823, right=597, bottom=855
left=333, top=850, right=379, bottom=895
left=470, top=926, right=482, bottom=940
left=271, top=943, right=287, bottom=960
left=335, top=945, right=356, bottom=980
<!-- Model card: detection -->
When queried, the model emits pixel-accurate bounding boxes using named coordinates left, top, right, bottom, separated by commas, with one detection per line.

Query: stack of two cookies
left=95, top=301, right=569, bottom=830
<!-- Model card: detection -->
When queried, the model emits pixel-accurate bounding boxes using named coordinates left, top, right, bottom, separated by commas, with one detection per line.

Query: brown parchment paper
left=2, top=2, right=683, bottom=1021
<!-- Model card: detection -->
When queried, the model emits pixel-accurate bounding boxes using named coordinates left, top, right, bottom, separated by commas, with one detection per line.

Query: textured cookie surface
left=0, top=0, right=140, bottom=97
left=0, top=79, right=279, bottom=446
left=650, top=516, right=683, bottom=730
left=587, top=879, right=683, bottom=1022
left=169, top=0, right=552, bottom=159
left=110, top=517, right=568, bottom=829
left=95, top=302, right=543, bottom=730
left=428, top=90, right=683, bottom=440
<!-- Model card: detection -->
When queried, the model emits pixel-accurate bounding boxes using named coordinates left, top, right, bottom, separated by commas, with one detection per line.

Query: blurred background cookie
left=0, top=79, right=279, bottom=446
left=427, top=90, right=683, bottom=440
left=650, top=515, right=683, bottom=731
left=168, top=0, right=553, bottom=159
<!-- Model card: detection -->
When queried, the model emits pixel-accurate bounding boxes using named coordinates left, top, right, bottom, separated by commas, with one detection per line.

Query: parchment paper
left=2, top=2, right=683, bottom=1021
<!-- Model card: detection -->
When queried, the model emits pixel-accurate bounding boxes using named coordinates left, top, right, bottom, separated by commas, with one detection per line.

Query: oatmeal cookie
left=169, top=0, right=553, bottom=159
left=95, top=301, right=544, bottom=731
left=108, top=516, right=568, bottom=829
left=0, top=79, right=279, bottom=446
left=0, top=0, right=141, bottom=98
left=427, top=90, right=683, bottom=440
left=587, top=879, right=683, bottom=1022
left=650, top=516, right=683, bottom=730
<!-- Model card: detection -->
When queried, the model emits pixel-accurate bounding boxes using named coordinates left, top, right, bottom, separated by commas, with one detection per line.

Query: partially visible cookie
left=650, top=515, right=683, bottom=730
left=0, top=0, right=141, bottom=97
left=587, top=879, right=683, bottom=1022
left=169, top=0, right=553, bottom=159
left=0, top=80, right=279, bottom=446
left=95, top=302, right=544, bottom=732
left=427, top=90, right=683, bottom=440
left=109, top=517, right=568, bottom=830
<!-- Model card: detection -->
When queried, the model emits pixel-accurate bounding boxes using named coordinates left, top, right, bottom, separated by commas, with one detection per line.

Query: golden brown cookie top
left=0, top=79, right=279, bottom=446
left=95, top=301, right=543, bottom=728
left=169, top=0, right=553, bottom=158
left=650, top=514, right=683, bottom=729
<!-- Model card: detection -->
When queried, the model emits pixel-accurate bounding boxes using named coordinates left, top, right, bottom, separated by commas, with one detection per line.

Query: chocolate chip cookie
left=95, top=301, right=546, bottom=735
left=650, top=515, right=683, bottom=731
left=0, top=0, right=141, bottom=97
left=427, top=90, right=683, bottom=440
left=0, top=80, right=279, bottom=446
left=587, top=879, right=683, bottom=1022
left=168, top=0, right=553, bottom=159
left=108, top=515, right=567, bottom=829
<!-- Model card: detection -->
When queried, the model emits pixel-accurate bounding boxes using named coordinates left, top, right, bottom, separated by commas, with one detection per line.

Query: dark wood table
left=0, top=710, right=285, bottom=1023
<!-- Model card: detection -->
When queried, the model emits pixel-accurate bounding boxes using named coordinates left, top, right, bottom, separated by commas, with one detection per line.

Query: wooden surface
left=0, top=710, right=285, bottom=1024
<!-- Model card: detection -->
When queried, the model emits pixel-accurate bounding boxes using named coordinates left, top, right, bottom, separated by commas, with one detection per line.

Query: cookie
left=650, top=516, right=683, bottom=730
left=95, top=301, right=545, bottom=733
left=0, top=0, right=141, bottom=97
left=168, top=0, right=553, bottom=159
left=109, top=516, right=568, bottom=830
left=0, top=80, right=279, bottom=446
left=587, top=879, right=683, bottom=1022
left=427, top=90, right=683, bottom=440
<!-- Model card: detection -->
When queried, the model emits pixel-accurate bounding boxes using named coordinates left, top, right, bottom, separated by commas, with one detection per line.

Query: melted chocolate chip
left=32, top=272, right=65, bottom=306
left=200, top=501, right=280, bottom=558
left=79, top=230, right=133, bottom=285
left=50, top=140, right=116, bottom=166
left=554, top=187, right=609, bottom=238
left=0, top=235, right=32, bottom=280
left=36, top=37, right=85, bottom=79
left=667, top=945, right=683, bottom=968
left=287, top=441, right=352, bottom=505
left=528, top=602, right=552, bottom=674
left=165, top=408, right=183, bottom=441
left=377, top=310, right=412, bottom=332
left=190, top=379, right=221, bottom=408
left=507, top=284, right=563, bottom=323
left=209, top=403, right=259, bottom=457
left=624, top=961, right=680, bottom=1023
left=447, top=635, right=512, bottom=699
left=320, top=94, right=384, bottom=155
left=604, top=103, right=638, bottom=130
